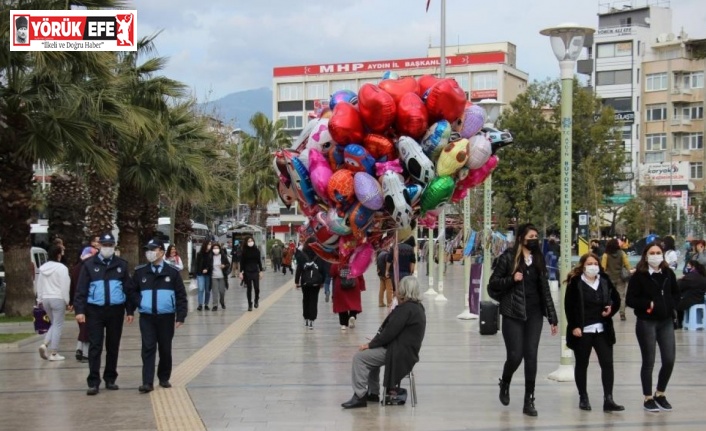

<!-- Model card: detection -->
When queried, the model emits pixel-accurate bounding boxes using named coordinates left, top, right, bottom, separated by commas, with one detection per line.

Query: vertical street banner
left=10, top=10, right=137, bottom=51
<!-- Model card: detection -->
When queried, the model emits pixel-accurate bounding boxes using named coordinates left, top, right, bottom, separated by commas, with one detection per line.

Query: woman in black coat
left=677, top=260, right=706, bottom=326
left=195, top=240, right=213, bottom=311
left=239, top=236, right=263, bottom=311
left=488, top=223, right=558, bottom=417
left=626, top=242, right=680, bottom=412
left=564, top=253, right=624, bottom=412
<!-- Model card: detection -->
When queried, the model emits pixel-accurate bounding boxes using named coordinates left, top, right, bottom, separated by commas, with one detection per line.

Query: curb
left=0, top=333, right=43, bottom=350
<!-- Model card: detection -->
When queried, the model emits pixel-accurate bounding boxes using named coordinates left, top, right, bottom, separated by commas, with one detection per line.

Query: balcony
left=671, top=87, right=694, bottom=103
left=671, top=115, right=693, bottom=132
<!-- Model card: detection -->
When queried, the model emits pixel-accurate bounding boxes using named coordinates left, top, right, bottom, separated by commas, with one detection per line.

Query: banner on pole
left=469, top=263, right=482, bottom=314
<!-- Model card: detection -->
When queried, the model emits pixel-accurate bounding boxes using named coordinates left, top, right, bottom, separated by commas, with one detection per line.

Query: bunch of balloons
left=273, top=73, right=499, bottom=276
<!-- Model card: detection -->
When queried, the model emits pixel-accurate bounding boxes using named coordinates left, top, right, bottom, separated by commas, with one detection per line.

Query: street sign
left=604, top=194, right=633, bottom=205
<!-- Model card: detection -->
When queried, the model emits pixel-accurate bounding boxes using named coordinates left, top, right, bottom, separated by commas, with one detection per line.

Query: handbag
left=188, top=278, right=198, bottom=293
left=33, top=305, right=51, bottom=334
left=339, top=265, right=356, bottom=290
left=620, top=266, right=631, bottom=282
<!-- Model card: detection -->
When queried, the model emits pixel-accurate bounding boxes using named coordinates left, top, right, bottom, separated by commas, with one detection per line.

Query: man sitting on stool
left=341, top=276, right=426, bottom=408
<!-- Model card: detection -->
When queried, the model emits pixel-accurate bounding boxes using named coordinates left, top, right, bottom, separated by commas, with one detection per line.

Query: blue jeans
left=324, top=276, right=332, bottom=296
left=196, top=275, right=211, bottom=306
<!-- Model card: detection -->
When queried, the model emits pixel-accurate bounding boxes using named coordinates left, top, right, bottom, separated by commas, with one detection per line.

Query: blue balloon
left=329, top=90, right=358, bottom=110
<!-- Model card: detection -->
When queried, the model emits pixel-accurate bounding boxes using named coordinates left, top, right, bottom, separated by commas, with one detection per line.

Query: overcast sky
left=128, top=0, right=706, bottom=101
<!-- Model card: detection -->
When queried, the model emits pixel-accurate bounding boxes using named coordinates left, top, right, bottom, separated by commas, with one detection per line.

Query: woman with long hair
left=165, top=245, right=184, bottom=271
left=564, top=253, right=624, bottom=412
left=37, top=245, right=71, bottom=361
left=195, top=240, right=213, bottom=311
left=626, top=242, right=680, bottom=412
left=601, top=238, right=632, bottom=321
left=239, top=236, right=263, bottom=311
left=488, top=223, right=558, bottom=417
left=662, top=236, right=678, bottom=272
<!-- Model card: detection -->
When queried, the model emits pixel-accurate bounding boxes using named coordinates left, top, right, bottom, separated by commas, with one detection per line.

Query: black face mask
left=525, top=239, right=540, bottom=251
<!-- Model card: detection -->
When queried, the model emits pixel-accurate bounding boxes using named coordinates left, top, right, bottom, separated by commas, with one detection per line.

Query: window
left=472, top=72, right=497, bottom=90
left=305, top=82, right=327, bottom=100
left=330, top=80, right=356, bottom=93
left=621, top=128, right=632, bottom=140
left=645, top=104, right=666, bottom=121
left=278, top=83, right=303, bottom=101
left=448, top=73, right=470, bottom=91
left=674, top=104, right=704, bottom=120
left=691, top=162, right=703, bottom=179
left=279, top=114, right=303, bottom=130
left=602, top=97, right=632, bottom=111
left=645, top=73, right=668, bottom=91
left=596, top=69, right=632, bottom=85
left=680, top=133, right=704, bottom=150
left=596, top=42, right=632, bottom=58
left=679, top=72, right=704, bottom=89
left=645, top=152, right=664, bottom=163
left=645, top=133, right=667, bottom=151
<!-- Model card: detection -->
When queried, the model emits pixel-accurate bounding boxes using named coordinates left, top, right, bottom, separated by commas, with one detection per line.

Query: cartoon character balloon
left=343, top=144, right=376, bottom=175
left=377, top=160, right=414, bottom=229
left=420, top=120, right=452, bottom=162
left=327, top=169, right=356, bottom=212
left=436, top=138, right=469, bottom=176
left=396, top=136, right=436, bottom=185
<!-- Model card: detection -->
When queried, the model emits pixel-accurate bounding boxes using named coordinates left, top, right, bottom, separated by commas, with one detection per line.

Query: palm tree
left=240, top=113, right=291, bottom=225
left=46, top=171, right=88, bottom=264
left=0, top=0, right=126, bottom=316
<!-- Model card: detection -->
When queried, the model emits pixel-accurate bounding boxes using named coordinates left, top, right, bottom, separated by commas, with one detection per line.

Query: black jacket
left=564, top=274, right=619, bottom=350
left=626, top=269, right=680, bottom=320
left=195, top=251, right=213, bottom=276
left=131, top=262, right=188, bottom=323
left=488, top=248, right=558, bottom=324
left=368, top=300, right=426, bottom=389
left=677, top=271, right=706, bottom=311
left=240, top=245, right=262, bottom=273
left=74, top=254, right=134, bottom=315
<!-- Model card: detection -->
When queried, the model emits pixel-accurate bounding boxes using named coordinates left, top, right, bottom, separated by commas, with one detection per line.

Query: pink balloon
left=466, top=155, right=499, bottom=188
left=349, top=243, right=375, bottom=277
left=309, top=149, right=333, bottom=201
left=339, top=235, right=358, bottom=260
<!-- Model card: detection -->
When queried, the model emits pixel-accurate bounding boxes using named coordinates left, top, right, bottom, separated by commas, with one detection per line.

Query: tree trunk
left=0, top=152, right=36, bottom=316
left=116, top=183, right=142, bottom=269
left=174, top=201, right=193, bottom=279
left=47, top=172, right=88, bottom=264
left=85, top=167, right=117, bottom=237
left=139, top=197, right=159, bottom=253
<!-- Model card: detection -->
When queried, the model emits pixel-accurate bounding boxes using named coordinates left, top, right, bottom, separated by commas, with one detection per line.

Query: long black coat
left=368, top=300, right=426, bottom=389
left=488, top=248, right=558, bottom=324
left=564, top=274, right=620, bottom=351
left=677, top=271, right=706, bottom=311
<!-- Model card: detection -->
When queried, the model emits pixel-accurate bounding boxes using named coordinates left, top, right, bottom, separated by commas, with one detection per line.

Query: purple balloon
left=458, top=105, right=486, bottom=138
left=353, top=172, right=384, bottom=210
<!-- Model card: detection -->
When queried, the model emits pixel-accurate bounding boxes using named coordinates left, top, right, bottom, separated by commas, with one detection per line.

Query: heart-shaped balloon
left=354, top=172, right=384, bottom=210
left=395, top=92, right=429, bottom=140
left=357, top=83, right=396, bottom=133
left=379, top=76, right=420, bottom=104
left=463, top=155, right=499, bottom=189
left=308, top=149, right=333, bottom=201
left=363, top=134, right=396, bottom=161
left=436, top=138, right=469, bottom=177
left=420, top=175, right=455, bottom=212
left=424, top=78, right=467, bottom=123
left=349, top=243, right=375, bottom=278
left=417, top=75, right=442, bottom=97
left=329, top=102, right=365, bottom=146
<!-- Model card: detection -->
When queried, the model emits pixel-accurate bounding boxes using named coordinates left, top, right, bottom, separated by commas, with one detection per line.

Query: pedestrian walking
left=195, top=240, right=213, bottom=311
left=271, top=242, right=283, bottom=273
left=282, top=246, right=294, bottom=276
left=601, top=239, right=633, bottom=321
left=37, top=245, right=71, bottom=361
left=662, top=236, right=679, bottom=272
left=230, top=240, right=242, bottom=275
left=210, top=243, right=230, bottom=311
left=331, top=263, right=365, bottom=330
left=376, top=247, right=393, bottom=307
left=239, top=236, right=263, bottom=311
left=164, top=245, right=184, bottom=271
left=297, top=238, right=326, bottom=329
left=386, top=236, right=416, bottom=290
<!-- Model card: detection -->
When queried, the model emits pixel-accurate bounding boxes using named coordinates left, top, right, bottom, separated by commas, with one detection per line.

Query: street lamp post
left=476, top=99, right=504, bottom=304
left=540, top=23, right=595, bottom=382
left=232, top=128, right=243, bottom=223
left=434, top=0, right=448, bottom=303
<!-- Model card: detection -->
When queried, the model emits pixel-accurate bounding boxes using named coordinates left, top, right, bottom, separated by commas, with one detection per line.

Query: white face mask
left=647, top=254, right=663, bottom=268
left=213, top=248, right=220, bottom=255
left=584, top=264, right=600, bottom=277
left=100, top=247, right=114, bottom=259
left=145, top=250, right=158, bottom=263
left=247, top=241, right=254, bottom=247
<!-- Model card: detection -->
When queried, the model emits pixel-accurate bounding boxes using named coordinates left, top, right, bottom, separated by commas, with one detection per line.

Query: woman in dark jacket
left=488, top=223, right=558, bottom=417
left=298, top=238, right=327, bottom=329
left=341, top=276, right=426, bottom=409
left=565, top=253, right=624, bottom=412
left=195, top=240, right=213, bottom=311
left=239, top=236, right=263, bottom=311
left=677, top=260, right=706, bottom=326
left=626, top=242, right=680, bottom=412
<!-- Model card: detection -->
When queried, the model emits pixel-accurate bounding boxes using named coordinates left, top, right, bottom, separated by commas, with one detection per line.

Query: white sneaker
left=348, top=316, right=356, bottom=328
left=309, top=321, right=314, bottom=330
left=341, top=325, right=348, bottom=330
left=38, top=344, right=48, bottom=360
left=304, top=319, right=309, bottom=327
left=48, top=353, right=65, bottom=361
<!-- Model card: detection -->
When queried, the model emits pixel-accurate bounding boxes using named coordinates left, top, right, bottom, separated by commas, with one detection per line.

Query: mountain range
left=197, top=87, right=272, bottom=134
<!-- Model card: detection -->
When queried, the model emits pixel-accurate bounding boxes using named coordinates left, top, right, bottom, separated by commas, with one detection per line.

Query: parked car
left=0, top=246, right=48, bottom=313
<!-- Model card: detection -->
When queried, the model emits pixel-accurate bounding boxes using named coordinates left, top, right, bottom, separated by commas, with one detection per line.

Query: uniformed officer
left=132, top=238, right=188, bottom=393
left=74, top=232, right=135, bottom=396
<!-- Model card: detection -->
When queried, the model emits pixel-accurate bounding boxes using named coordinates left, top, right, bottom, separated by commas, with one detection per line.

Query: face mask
left=525, top=239, right=539, bottom=251
left=145, top=250, right=158, bottom=263
left=247, top=241, right=254, bottom=247
left=647, top=254, right=663, bottom=268
left=100, top=247, right=114, bottom=259
left=213, top=248, right=220, bottom=255
left=584, top=264, right=600, bottom=277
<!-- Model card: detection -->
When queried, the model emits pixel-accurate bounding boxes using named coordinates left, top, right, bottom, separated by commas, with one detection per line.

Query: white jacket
left=36, top=261, right=70, bottom=304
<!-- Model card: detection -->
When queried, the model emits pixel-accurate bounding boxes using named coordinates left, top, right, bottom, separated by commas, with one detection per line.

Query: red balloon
left=329, top=102, right=365, bottom=145
left=357, top=84, right=396, bottom=134
left=395, top=92, right=429, bottom=140
left=379, top=76, right=420, bottom=104
left=363, top=134, right=396, bottom=161
left=425, top=78, right=467, bottom=123
left=417, top=75, right=442, bottom=96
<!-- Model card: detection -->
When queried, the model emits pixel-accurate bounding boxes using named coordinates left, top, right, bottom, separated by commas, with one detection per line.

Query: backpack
left=301, top=256, right=323, bottom=287
left=339, top=265, right=357, bottom=290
